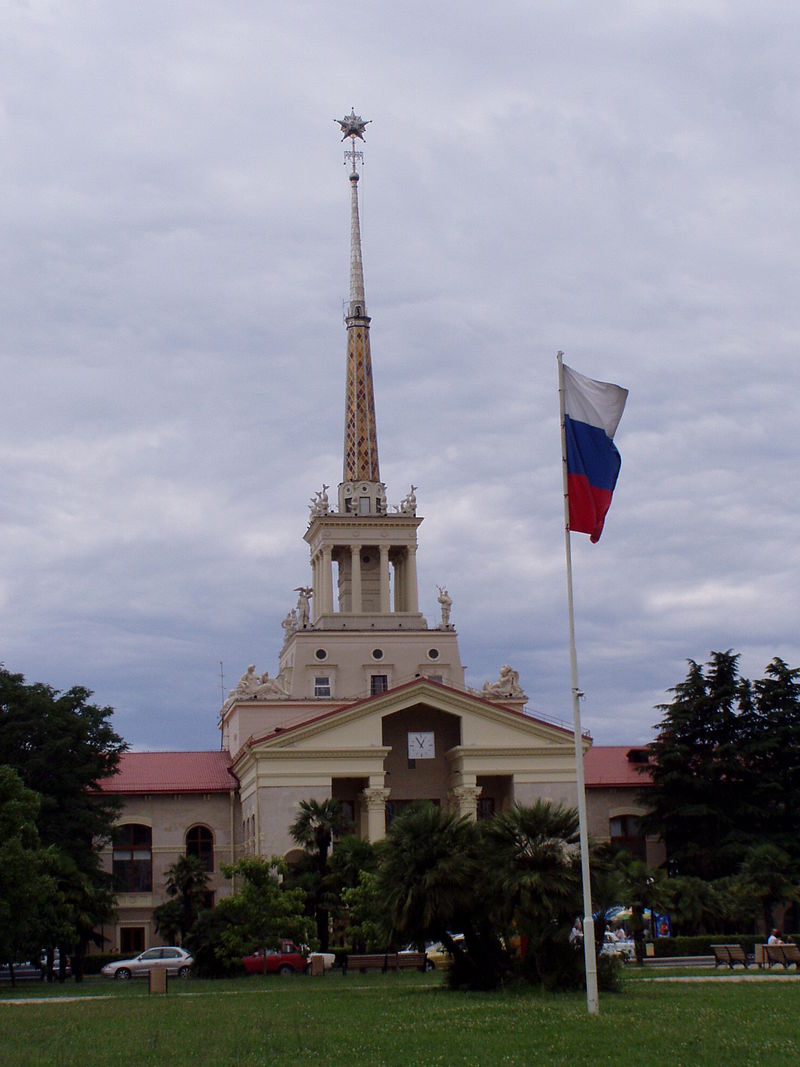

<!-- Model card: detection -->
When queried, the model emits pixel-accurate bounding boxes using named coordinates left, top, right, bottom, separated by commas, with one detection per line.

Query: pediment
left=239, top=678, right=578, bottom=759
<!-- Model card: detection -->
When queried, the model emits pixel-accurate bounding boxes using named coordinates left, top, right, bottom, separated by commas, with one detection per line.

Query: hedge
left=652, top=934, right=800, bottom=958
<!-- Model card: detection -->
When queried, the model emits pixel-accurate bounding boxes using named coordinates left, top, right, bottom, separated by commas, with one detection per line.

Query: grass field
left=2, top=969, right=799, bottom=1066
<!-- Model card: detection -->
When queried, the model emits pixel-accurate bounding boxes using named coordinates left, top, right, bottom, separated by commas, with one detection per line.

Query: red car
left=242, top=941, right=308, bottom=975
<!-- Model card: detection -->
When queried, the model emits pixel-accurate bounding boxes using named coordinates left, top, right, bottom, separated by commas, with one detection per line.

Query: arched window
left=609, top=815, right=646, bottom=861
left=112, top=824, right=152, bottom=892
left=186, top=825, right=214, bottom=872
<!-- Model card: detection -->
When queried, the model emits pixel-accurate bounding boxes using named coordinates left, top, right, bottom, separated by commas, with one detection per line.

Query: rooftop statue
left=309, top=484, right=330, bottom=520
left=476, top=665, right=527, bottom=702
left=437, top=585, right=453, bottom=629
left=395, top=484, right=417, bottom=516
left=294, top=586, right=313, bottom=628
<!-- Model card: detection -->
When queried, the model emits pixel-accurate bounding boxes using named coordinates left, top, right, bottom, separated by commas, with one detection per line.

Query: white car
left=101, top=946, right=193, bottom=980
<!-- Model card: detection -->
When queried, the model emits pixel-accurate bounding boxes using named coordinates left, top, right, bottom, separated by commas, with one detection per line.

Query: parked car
left=0, top=961, right=45, bottom=983
left=100, top=947, right=193, bottom=980
left=242, top=941, right=308, bottom=975
left=422, top=934, right=464, bottom=970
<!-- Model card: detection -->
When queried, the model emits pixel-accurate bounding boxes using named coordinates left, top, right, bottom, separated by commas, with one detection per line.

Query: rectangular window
left=358, top=496, right=371, bottom=514
left=370, top=674, right=388, bottom=695
left=314, top=676, right=331, bottom=697
left=112, top=824, right=152, bottom=893
left=477, top=797, right=496, bottom=821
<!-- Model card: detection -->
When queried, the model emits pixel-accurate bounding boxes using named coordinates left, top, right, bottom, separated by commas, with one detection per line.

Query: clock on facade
left=407, top=731, right=435, bottom=759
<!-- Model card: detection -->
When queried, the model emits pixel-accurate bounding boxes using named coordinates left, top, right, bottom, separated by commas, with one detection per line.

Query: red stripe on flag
left=567, top=473, right=614, bottom=543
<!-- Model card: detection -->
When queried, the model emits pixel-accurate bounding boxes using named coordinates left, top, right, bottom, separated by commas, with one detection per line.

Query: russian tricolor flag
left=562, top=363, right=628, bottom=543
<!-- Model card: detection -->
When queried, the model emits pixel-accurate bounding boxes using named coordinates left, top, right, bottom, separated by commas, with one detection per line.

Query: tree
left=340, top=871, right=387, bottom=953
left=377, top=803, right=506, bottom=990
left=289, top=798, right=352, bottom=950
left=645, top=651, right=800, bottom=880
left=737, top=844, right=799, bottom=932
left=324, top=834, right=378, bottom=945
left=0, top=666, right=127, bottom=976
left=0, top=767, right=56, bottom=984
left=663, top=875, right=721, bottom=936
left=483, top=802, right=582, bottom=985
left=614, top=856, right=668, bottom=963
left=199, top=857, right=313, bottom=976
left=646, top=651, right=747, bottom=879
left=740, top=659, right=800, bottom=856
left=153, top=855, right=210, bottom=945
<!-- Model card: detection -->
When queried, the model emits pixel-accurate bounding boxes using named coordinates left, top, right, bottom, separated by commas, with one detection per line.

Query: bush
left=596, top=953, right=624, bottom=992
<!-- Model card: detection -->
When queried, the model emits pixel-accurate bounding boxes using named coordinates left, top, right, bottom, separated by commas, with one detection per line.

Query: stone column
left=405, top=544, right=419, bottom=613
left=311, top=553, right=320, bottom=623
left=392, top=552, right=403, bottom=612
left=448, top=784, right=482, bottom=821
left=350, top=544, right=362, bottom=614
left=361, top=786, right=390, bottom=842
left=322, top=545, right=333, bottom=614
left=379, top=544, right=390, bottom=614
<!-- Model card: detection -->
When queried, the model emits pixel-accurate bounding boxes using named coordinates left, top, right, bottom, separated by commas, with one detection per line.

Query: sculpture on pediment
left=309, top=484, right=330, bottom=520
left=477, top=665, right=527, bottom=701
left=437, top=585, right=452, bottom=629
left=234, top=664, right=261, bottom=696
left=253, top=670, right=289, bottom=699
left=224, top=664, right=289, bottom=706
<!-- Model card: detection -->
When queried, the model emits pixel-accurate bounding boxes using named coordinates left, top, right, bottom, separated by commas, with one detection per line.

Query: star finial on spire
left=336, top=109, right=371, bottom=141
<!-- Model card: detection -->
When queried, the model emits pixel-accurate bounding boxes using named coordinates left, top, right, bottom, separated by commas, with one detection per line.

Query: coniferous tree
left=646, top=652, right=800, bottom=880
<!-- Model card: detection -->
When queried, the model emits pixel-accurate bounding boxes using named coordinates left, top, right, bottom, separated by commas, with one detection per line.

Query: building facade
left=98, top=116, right=654, bottom=952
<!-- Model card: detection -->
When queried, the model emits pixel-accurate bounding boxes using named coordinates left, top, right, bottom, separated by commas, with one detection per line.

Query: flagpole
left=557, top=350, right=599, bottom=1015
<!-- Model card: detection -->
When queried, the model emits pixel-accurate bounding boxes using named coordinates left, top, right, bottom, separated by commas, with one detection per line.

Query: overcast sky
left=2, top=2, right=798, bottom=751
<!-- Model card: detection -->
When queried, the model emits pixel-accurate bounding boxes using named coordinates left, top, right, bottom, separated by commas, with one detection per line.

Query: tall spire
left=336, top=110, right=381, bottom=497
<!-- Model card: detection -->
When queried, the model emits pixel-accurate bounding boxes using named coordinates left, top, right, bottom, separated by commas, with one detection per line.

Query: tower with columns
left=270, top=112, right=465, bottom=705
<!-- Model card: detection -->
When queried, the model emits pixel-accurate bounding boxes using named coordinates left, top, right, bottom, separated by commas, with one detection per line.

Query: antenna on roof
left=219, top=661, right=225, bottom=705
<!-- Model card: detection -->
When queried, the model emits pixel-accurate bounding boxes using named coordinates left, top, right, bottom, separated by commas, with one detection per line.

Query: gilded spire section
left=336, top=110, right=380, bottom=485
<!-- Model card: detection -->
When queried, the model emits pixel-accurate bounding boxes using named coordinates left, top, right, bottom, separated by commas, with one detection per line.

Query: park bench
left=344, top=952, right=427, bottom=973
left=710, top=944, right=751, bottom=969
left=763, top=943, right=800, bottom=969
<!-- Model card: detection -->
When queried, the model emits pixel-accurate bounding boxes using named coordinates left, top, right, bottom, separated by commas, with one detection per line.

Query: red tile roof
left=97, top=751, right=236, bottom=794
left=584, top=745, right=653, bottom=788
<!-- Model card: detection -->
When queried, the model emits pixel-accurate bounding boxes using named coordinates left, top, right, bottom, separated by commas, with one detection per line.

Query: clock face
left=407, top=731, right=435, bottom=760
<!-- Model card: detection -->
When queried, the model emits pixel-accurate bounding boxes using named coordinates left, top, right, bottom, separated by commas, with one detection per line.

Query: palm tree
left=614, top=856, right=668, bottom=963
left=664, top=875, right=721, bottom=935
left=738, top=844, right=799, bottom=932
left=153, top=855, right=209, bottom=945
left=376, top=803, right=504, bottom=988
left=378, top=803, right=477, bottom=943
left=483, top=801, right=581, bottom=981
left=289, top=798, right=352, bottom=949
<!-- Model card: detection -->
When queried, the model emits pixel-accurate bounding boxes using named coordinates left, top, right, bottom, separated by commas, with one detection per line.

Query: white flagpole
left=557, top=350, right=599, bottom=1015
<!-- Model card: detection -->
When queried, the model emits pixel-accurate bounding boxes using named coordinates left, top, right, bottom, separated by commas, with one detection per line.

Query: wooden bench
left=710, top=944, right=751, bottom=969
left=763, top=943, right=800, bottom=969
left=344, top=952, right=427, bottom=974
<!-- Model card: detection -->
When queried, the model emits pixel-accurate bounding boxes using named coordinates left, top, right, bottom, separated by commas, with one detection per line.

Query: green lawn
left=1, top=970, right=799, bottom=1066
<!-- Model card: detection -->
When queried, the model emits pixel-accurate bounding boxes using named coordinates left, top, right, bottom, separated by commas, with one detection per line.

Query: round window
left=427, top=648, right=440, bottom=661
left=372, top=648, right=384, bottom=660
left=314, top=649, right=327, bottom=662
